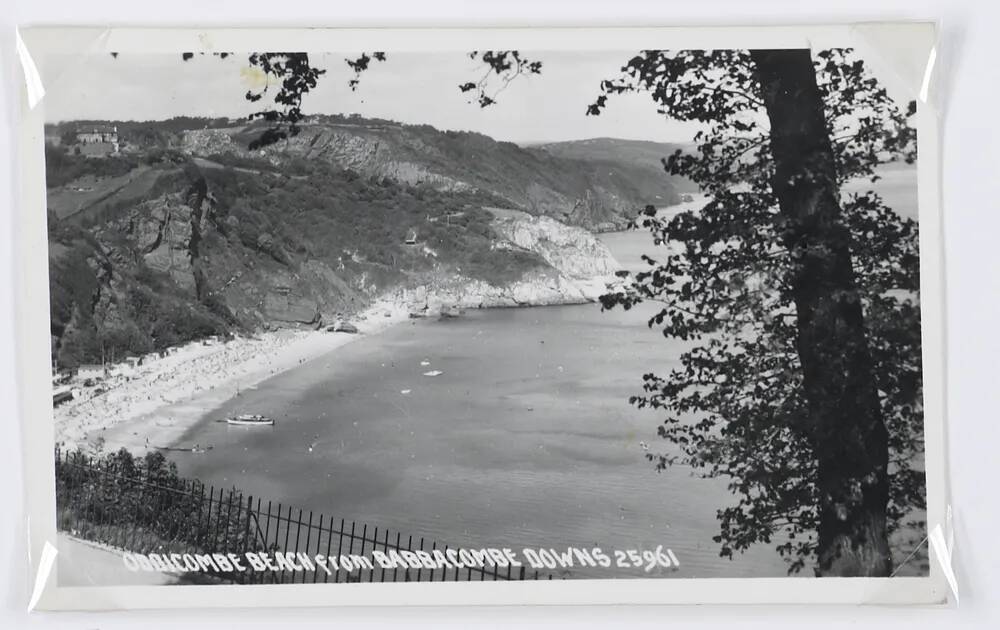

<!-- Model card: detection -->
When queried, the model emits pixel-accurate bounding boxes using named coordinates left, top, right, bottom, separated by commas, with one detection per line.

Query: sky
left=41, top=51, right=706, bottom=145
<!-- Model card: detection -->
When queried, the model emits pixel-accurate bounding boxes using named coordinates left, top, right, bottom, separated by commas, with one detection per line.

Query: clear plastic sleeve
left=14, top=22, right=953, bottom=610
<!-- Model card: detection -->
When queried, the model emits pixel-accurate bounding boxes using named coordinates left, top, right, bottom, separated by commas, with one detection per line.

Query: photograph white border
left=14, top=22, right=948, bottom=610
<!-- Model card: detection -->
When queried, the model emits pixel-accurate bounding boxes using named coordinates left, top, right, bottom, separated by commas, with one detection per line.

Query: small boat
left=226, top=414, right=275, bottom=426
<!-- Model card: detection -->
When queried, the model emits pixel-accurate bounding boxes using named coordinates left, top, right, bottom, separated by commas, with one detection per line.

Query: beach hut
left=52, top=385, right=74, bottom=407
left=76, top=364, right=106, bottom=380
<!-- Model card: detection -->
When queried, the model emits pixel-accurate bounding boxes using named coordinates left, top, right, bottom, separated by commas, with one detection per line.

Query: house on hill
left=74, top=124, right=119, bottom=157
left=76, top=124, right=118, bottom=144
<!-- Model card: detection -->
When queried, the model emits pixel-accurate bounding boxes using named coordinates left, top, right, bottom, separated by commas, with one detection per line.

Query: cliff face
left=181, top=116, right=684, bottom=230
left=489, top=209, right=619, bottom=279
left=48, top=160, right=619, bottom=369
left=392, top=215, right=620, bottom=314
left=187, top=126, right=475, bottom=194
left=45, top=117, right=669, bottom=369
left=48, top=161, right=361, bottom=369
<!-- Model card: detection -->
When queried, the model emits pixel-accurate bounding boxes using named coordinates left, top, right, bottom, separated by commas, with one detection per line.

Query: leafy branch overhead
left=242, top=53, right=326, bottom=150
left=346, top=52, right=387, bottom=91
left=176, top=50, right=540, bottom=151
left=175, top=51, right=326, bottom=151
left=343, top=50, right=544, bottom=107
left=459, top=51, right=543, bottom=107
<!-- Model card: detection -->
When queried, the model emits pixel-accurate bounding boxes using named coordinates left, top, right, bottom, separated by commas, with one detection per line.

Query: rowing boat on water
left=226, top=414, right=275, bottom=426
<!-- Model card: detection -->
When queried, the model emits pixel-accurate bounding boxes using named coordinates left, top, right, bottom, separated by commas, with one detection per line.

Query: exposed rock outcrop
left=180, top=116, right=684, bottom=230
left=392, top=212, right=621, bottom=315
left=489, top=209, right=619, bottom=279
left=263, top=292, right=320, bottom=325
left=129, top=198, right=200, bottom=291
left=183, top=127, right=474, bottom=193
left=400, top=269, right=611, bottom=313
left=327, top=320, right=359, bottom=333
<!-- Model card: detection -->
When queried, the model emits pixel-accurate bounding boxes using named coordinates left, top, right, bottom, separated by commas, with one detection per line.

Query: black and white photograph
left=13, top=24, right=949, bottom=608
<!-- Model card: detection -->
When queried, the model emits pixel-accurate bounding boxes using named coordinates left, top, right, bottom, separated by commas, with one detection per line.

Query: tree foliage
left=56, top=447, right=270, bottom=573
left=174, top=50, right=325, bottom=150
left=346, top=51, right=387, bottom=90
left=591, top=49, right=922, bottom=573
left=176, top=50, right=542, bottom=149
left=344, top=50, right=545, bottom=107
left=242, top=53, right=327, bottom=150
left=458, top=51, right=543, bottom=107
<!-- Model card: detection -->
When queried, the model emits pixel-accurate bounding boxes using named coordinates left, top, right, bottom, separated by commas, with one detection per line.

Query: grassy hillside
left=45, top=117, right=686, bottom=369
left=181, top=115, right=684, bottom=229
left=532, top=137, right=700, bottom=195
left=46, top=145, right=551, bottom=369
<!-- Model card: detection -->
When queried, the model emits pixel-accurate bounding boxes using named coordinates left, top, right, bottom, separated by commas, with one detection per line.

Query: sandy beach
left=54, top=300, right=413, bottom=456
left=53, top=260, right=624, bottom=458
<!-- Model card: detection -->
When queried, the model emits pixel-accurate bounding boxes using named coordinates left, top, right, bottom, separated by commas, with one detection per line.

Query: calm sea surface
left=172, top=170, right=918, bottom=579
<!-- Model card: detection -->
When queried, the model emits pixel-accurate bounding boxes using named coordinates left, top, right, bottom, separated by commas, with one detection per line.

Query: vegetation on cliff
left=45, top=117, right=651, bottom=369
left=180, top=116, right=690, bottom=229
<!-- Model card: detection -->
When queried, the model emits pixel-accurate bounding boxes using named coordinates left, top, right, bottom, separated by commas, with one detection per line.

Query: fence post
left=251, top=497, right=262, bottom=584
left=263, top=500, right=275, bottom=584
left=223, top=490, right=237, bottom=553
left=241, top=495, right=254, bottom=584
left=405, top=535, right=413, bottom=582
left=280, top=504, right=292, bottom=584
left=421, top=539, right=429, bottom=582
left=210, top=486, right=224, bottom=552
left=302, top=511, right=313, bottom=585
left=242, top=495, right=253, bottom=554
left=341, top=521, right=355, bottom=584
left=359, top=523, right=368, bottom=584
left=312, top=513, right=323, bottom=584
left=322, top=516, right=334, bottom=584
left=200, top=484, right=214, bottom=551
left=393, top=532, right=402, bottom=582
left=369, top=526, right=378, bottom=583
left=380, top=528, right=390, bottom=582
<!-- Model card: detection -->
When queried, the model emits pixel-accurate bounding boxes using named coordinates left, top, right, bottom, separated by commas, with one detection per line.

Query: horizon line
left=43, top=114, right=695, bottom=148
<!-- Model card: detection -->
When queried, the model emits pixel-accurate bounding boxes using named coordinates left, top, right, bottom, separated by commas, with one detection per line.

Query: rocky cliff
left=488, top=209, right=619, bottom=279
left=180, top=115, right=685, bottom=230
left=45, top=117, right=666, bottom=369
left=391, top=213, right=620, bottom=315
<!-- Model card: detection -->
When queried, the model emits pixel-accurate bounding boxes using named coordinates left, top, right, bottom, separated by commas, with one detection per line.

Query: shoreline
left=54, top=275, right=620, bottom=458
left=55, top=300, right=414, bottom=456
left=51, top=198, right=654, bottom=458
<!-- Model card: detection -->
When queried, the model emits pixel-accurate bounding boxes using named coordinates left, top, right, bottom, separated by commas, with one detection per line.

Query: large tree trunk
left=750, top=49, right=892, bottom=577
